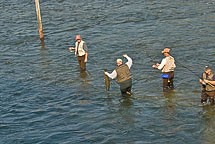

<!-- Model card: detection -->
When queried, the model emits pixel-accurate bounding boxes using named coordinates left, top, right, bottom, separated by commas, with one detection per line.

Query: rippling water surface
left=1, top=0, right=215, bottom=143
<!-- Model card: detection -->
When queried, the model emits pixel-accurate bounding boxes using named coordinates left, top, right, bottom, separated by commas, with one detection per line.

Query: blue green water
left=1, top=0, right=215, bottom=143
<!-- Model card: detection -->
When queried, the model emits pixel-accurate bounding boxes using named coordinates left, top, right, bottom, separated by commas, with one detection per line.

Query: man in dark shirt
left=199, top=66, right=215, bottom=105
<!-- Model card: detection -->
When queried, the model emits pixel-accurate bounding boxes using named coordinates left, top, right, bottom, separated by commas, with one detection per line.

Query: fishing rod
left=143, top=50, right=158, bottom=64
left=176, top=61, right=200, bottom=78
left=144, top=49, right=200, bottom=78
left=144, top=49, right=214, bottom=87
left=67, top=47, right=98, bottom=64
left=175, top=60, right=214, bottom=87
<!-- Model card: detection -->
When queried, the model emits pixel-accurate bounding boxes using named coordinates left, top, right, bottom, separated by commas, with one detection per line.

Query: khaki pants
left=162, top=71, right=174, bottom=92
left=77, top=55, right=86, bottom=71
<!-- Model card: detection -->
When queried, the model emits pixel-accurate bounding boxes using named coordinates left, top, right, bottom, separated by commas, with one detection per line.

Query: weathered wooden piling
left=35, top=0, right=44, bottom=41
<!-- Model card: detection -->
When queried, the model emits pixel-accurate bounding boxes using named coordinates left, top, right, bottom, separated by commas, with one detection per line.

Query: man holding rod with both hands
left=199, top=66, right=215, bottom=105
left=152, top=48, right=176, bottom=92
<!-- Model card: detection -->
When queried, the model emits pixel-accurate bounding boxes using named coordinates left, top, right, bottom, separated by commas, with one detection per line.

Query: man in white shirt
left=152, top=48, right=176, bottom=91
left=104, top=54, right=133, bottom=96
left=69, top=35, right=88, bottom=71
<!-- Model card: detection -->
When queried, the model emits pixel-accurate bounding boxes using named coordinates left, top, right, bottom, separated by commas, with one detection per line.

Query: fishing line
left=175, top=60, right=200, bottom=78
left=143, top=50, right=181, bottom=89
left=168, top=48, right=201, bottom=79
left=143, top=49, right=200, bottom=77
left=143, top=50, right=158, bottom=64
left=176, top=60, right=215, bottom=88
left=67, top=47, right=98, bottom=66
left=143, top=48, right=215, bottom=89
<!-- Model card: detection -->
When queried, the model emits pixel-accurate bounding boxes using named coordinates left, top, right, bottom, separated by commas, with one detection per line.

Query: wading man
left=104, top=54, right=132, bottom=96
left=199, top=66, right=215, bottom=105
left=152, top=48, right=176, bottom=92
left=69, top=35, right=88, bottom=71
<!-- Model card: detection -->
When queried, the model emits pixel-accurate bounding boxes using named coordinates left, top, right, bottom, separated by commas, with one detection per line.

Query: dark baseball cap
left=205, top=66, right=211, bottom=71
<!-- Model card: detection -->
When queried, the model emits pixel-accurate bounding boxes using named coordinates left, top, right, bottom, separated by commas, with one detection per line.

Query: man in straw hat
left=152, top=48, right=176, bottom=92
left=199, top=66, right=215, bottom=105
left=104, top=54, right=133, bottom=96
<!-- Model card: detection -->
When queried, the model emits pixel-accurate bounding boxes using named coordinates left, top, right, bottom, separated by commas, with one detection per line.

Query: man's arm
left=124, top=54, right=132, bottom=69
left=83, top=43, right=88, bottom=62
left=199, top=73, right=205, bottom=84
left=85, top=53, right=88, bottom=63
left=157, top=59, right=166, bottom=70
left=204, top=75, right=215, bottom=85
left=200, top=79, right=206, bottom=85
left=152, top=59, right=166, bottom=70
left=105, top=70, right=117, bottom=79
left=68, top=47, right=75, bottom=51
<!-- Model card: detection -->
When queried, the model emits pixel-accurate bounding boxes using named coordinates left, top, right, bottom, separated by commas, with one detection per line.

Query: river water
left=1, top=0, right=215, bottom=143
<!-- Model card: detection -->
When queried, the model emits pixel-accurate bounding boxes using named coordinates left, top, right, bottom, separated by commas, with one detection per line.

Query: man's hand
left=123, top=54, right=128, bottom=58
left=84, top=58, right=87, bottom=63
left=204, top=80, right=215, bottom=87
left=204, top=80, right=209, bottom=84
left=68, top=47, right=75, bottom=51
left=104, top=72, right=108, bottom=75
left=152, top=65, right=157, bottom=69
left=202, top=81, right=206, bottom=86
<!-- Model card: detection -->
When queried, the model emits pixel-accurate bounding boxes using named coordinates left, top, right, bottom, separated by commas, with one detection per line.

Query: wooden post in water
left=35, top=0, right=44, bottom=41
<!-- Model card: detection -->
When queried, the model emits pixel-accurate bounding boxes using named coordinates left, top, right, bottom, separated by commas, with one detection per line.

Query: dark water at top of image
left=1, top=0, right=215, bottom=143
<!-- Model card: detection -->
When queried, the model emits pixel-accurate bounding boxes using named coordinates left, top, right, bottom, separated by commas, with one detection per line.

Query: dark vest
left=203, top=72, right=215, bottom=91
left=115, top=64, right=131, bottom=83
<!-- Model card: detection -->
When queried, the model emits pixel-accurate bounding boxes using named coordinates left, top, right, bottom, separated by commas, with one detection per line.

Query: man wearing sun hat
left=69, top=35, right=88, bottom=71
left=152, top=48, right=176, bottom=92
left=199, top=66, right=215, bottom=105
left=104, top=54, right=133, bottom=96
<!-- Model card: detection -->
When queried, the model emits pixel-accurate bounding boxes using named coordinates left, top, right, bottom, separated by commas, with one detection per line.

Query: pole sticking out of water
left=35, top=0, right=44, bottom=41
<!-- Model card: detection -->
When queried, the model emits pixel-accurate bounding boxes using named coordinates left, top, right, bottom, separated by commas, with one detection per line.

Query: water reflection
left=105, top=94, right=135, bottom=123
left=161, top=91, right=180, bottom=135
left=41, top=39, right=45, bottom=49
left=119, top=96, right=135, bottom=123
left=119, top=96, right=134, bottom=107
left=40, top=47, right=51, bottom=70
left=202, top=106, right=215, bottom=144
left=40, top=46, right=53, bottom=82
left=79, top=70, right=90, bottom=87
left=79, top=70, right=89, bottom=79
left=163, top=91, right=176, bottom=114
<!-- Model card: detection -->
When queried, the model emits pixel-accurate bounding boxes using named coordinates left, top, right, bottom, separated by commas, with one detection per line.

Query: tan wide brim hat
left=162, top=48, right=170, bottom=53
